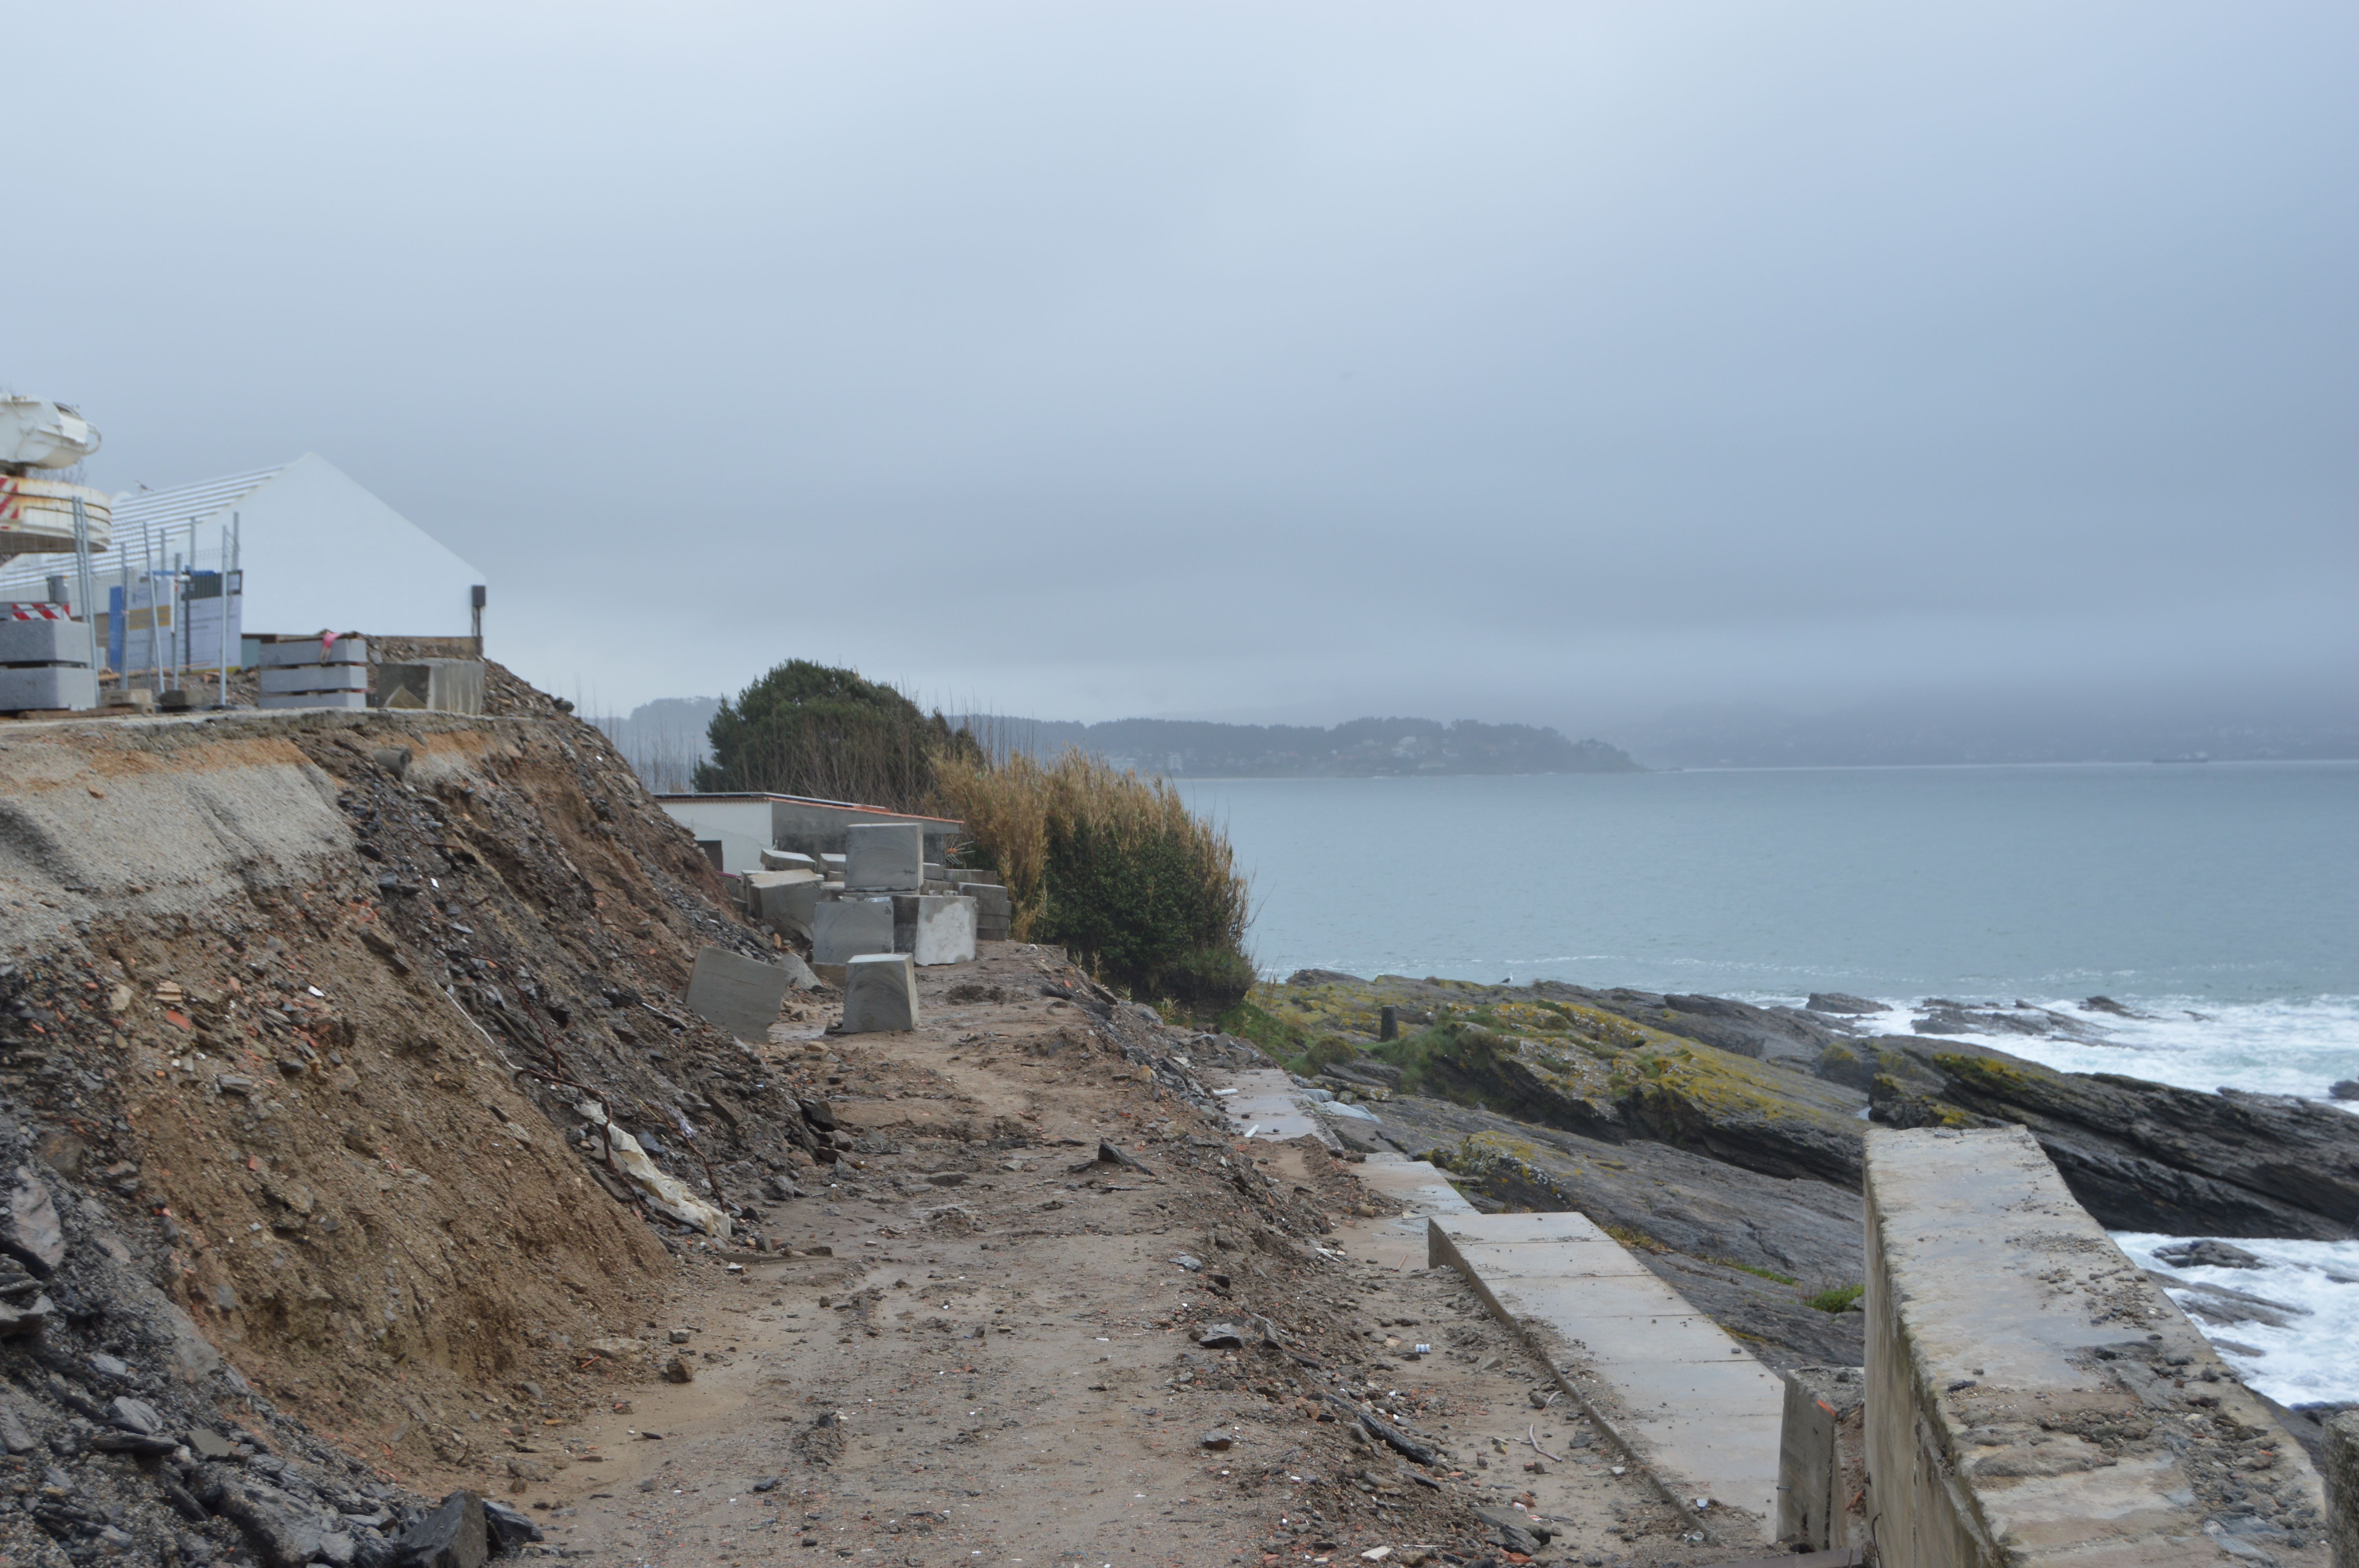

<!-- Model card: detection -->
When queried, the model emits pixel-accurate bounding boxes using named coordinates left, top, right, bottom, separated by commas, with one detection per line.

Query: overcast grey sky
left=7, top=2, right=2353, bottom=731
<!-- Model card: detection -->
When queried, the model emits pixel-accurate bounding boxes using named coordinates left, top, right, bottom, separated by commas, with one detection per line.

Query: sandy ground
left=527, top=948, right=1752, bottom=1568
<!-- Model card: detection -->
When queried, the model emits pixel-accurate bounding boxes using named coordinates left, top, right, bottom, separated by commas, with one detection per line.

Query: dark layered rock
left=1857, top=1036, right=2359, bottom=1239
left=1365, top=1094, right=1865, bottom=1370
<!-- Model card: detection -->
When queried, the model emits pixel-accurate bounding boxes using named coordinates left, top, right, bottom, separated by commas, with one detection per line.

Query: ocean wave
left=2111, top=1232, right=2359, bottom=1408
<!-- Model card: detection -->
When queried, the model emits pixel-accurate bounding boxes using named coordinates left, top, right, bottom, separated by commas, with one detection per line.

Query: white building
left=0, top=453, right=485, bottom=646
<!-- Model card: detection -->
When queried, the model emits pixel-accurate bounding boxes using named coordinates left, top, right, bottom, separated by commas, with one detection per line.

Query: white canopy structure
left=0, top=453, right=485, bottom=639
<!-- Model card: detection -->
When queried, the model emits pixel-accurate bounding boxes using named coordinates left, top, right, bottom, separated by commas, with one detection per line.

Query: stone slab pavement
left=1429, top=1210, right=1785, bottom=1545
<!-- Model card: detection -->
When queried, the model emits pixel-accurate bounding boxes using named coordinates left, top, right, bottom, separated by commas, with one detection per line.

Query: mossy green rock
left=1259, top=975, right=1868, bottom=1185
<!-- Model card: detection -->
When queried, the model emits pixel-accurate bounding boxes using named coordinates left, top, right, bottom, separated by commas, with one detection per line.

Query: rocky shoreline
left=1236, top=970, right=2359, bottom=1381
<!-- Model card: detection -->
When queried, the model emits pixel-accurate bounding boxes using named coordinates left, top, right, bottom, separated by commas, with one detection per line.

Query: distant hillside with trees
left=960, top=715, right=1641, bottom=778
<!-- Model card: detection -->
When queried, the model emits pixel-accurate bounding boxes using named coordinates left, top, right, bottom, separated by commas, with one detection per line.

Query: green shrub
left=696, top=661, right=980, bottom=813
left=940, top=750, right=1252, bottom=1016
left=1807, top=1283, right=1866, bottom=1314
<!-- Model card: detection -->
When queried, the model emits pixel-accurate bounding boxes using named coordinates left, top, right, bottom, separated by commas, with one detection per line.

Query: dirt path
left=525, top=948, right=1746, bottom=1568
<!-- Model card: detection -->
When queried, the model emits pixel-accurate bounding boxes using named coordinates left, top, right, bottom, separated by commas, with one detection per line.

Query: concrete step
left=1428, top=1210, right=1785, bottom=1547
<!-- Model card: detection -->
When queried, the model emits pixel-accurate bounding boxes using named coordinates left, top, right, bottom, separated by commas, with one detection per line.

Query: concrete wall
left=1864, top=1126, right=2330, bottom=1567
left=654, top=797, right=773, bottom=875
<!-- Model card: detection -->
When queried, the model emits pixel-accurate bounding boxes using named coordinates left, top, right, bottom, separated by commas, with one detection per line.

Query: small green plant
left=1218, top=998, right=1308, bottom=1060
left=1807, top=1283, right=1866, bottom=1314
left=1712, top=1259, right=1801, bottom=1287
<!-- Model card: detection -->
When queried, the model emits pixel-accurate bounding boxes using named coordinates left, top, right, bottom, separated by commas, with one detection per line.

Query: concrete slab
left=912, top=895, right=976, bottom=965
left=682, top=946, right=791, bottom=1041
left=760, top=849, right=820, bottom=873
left=844, top=822, right=923, bottom=891
left=0, top=619, right=86, bottom=664
left=1219, top=1068, right=1329, bottom=1143
left=812, top=897, right=894, bottom=964
left=1865, top=1126, right=2330, bottom=1568
left=260, top=664, right=368, bottom=693
left=257, top=635, right=367, bottom=668
left=0, top=666, right=96, bottom=712
left=841, top=953, right=918, bottom=1033
left=1430, top=1211, right=1783, bottom=1543
left=746, top=869, right=824, bottom=939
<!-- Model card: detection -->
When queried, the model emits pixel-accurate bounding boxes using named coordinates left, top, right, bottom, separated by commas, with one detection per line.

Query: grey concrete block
left=0, top=619, right=87, bottom=665
left=261, top=664, right=368, bottom=694
left=845, top=822, right=924, bottom=891
left=683, top=945, right=792, bottom=1040
left=0, top=666, right=97, bottom=711
left=257, top=636, right=367, bottom=668
left=760, top=849, right=820, bottom=873
left=2328, top=1410, right=2358, bottom=1568
left=812, top=897, right=895, bottom=964
left=747, top=869, right=824, bottom=939
left=914, top=895, right=977, bottom=965
left=957, top=883, right=1013, bottom=919
left=257, top=690, right=367, bottom=710
left=841, top=954, right=919, bottom=1033
left=257, top=688, right=365, bottom=707
left=376, top=659, right=484, bottom=714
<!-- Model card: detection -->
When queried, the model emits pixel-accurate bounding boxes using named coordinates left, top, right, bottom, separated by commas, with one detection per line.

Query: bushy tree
left=695, top=660, right=980, bottom=813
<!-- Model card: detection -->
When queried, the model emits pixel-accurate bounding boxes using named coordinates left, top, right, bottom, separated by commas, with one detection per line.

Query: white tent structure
left=0, top=453, right=485, bottom=642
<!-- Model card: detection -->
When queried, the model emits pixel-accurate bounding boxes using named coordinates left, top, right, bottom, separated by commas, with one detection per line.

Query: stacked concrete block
left=746, top=869, right=824, bottom=940
left=960, top=882, right=1014, bottom=942
left=257, top=635, right=369, bottom=710
left=375, top=658, right=485, bottom=714
left=682, top=945, right=792, bottom=1040
left=819, top=853, right=847, bottom=882
left=841, top=953, right=919, bottom=1034
left=845, top=822, right=925, bottom=891
left=760, top=848, right=821, bottom=874
left=0, top=618, right=96, bottom=713
left=812, top=897, right=894, bottom=964
left=912, top=895, right=977, bottom=965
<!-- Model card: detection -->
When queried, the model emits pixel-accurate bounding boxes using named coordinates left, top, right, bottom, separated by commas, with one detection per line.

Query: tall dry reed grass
left=937, top=749, right=1253, bottom=1013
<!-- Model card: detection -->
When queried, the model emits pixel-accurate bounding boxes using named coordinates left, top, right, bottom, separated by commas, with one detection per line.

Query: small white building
left=0, top=452, right=485, bottom=648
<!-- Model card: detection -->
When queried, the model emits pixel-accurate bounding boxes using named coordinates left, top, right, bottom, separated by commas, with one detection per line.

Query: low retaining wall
left=1864, top=1126, right=2329, bottom=1566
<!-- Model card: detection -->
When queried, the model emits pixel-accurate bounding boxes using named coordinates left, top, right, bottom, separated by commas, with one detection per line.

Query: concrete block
left=257, top=636, right=366, bottom=668
left=376, top=659, right=484, bottom=714
left=1777, top=1366, right=1863, bottom=1550
left=812, top=897, right=895, bottom=964
left=0, top=666, right=96, bottom=712
left=260, top=664, right=369, bottom=694
left=747, top=869, right=824, bottom=939
left=760, top=849, right=820, bottom=874
left=682, top=945, right=792, bottom=1040
left=2326, top=1410, right=2357, bottom=1568
left=257, top=690, right=367, bottom=710
left=958, top=882, right=1013, bottom=917
left=841, top=953, right=919, bottom=1033
left=913, top=895, right=977, bottom=965
left=1864, top=1126, right=2328, bottom=1568
left=0, top=619, right=87, bottom=665
left=820, top=853, right=847, bottom=881
left=845, top=822, right=924, bottom=890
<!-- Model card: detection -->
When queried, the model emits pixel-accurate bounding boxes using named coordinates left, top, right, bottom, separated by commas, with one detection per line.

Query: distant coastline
left=956, top=713, right=1643, bottom=779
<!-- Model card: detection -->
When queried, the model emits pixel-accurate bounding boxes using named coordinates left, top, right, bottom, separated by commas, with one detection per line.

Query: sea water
left=1181, top=760, right=2359, bottom=1401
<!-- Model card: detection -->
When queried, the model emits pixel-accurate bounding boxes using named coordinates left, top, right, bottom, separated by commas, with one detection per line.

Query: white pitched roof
left=108, top=465, right=285, bottom=535
left=0, top=454, right=485, bottom=637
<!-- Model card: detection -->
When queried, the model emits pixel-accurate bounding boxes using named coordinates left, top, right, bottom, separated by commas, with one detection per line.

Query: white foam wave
left=1760, top=993, right=2359, bottom=1105
left=2112, top=1232, right=2359, bottom=1408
